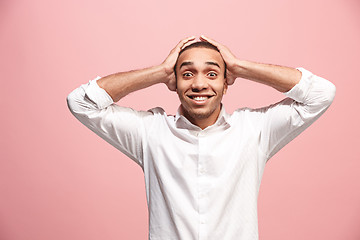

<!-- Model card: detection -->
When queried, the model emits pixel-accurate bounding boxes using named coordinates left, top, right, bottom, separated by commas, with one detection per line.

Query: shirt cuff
left=284, top=67, right=313, bottom=103
left=85, top=76, right=114, bottom=109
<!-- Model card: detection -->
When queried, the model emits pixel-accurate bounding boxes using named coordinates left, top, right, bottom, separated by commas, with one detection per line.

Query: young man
left=67, top=36, right=336, bottom=240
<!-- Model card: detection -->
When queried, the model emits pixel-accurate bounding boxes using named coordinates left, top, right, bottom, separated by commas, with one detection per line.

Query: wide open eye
left=207, top=72, right=218, bottom=78
left=183, top=72, right=193, bottom=78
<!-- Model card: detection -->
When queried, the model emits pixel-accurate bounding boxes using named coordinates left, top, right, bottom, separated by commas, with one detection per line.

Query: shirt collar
left=175, top=104, right=231, bottom=130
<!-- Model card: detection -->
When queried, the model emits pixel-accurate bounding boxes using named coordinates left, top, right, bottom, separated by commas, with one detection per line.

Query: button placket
left=197, top=132, right=208, bottom=239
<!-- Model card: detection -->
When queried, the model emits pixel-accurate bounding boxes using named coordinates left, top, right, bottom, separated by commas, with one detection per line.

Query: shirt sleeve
left=258, top=67, right=336, bottom=161
left=66, top=77, right=154, bottom=168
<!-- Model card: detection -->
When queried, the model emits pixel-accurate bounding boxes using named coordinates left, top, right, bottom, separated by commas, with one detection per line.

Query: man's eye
left=208, top=72, right=217, bottom=77
left=183, top=73, right=193, bottom=77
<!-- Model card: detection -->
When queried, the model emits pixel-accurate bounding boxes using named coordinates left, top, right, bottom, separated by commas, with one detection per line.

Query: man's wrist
left=158, top=63, right=174, bottom=84
left=230, top=59, right=248, bottom=79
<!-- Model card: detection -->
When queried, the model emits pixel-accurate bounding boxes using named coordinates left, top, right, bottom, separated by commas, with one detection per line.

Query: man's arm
left=228, top=61, right=302, bottom=93
left=97, top=36, right=196, bottom=102
left=97, top=65, right=168, bottom=102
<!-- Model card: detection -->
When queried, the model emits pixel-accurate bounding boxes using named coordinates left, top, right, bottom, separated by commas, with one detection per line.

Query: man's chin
left=191, top=111, right=212, bottom=120
left=184, top=108, right=216, bottom=120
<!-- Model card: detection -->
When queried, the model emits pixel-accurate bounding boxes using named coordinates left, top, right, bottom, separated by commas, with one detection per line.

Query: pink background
left=1, top=0, right=359, bottom=239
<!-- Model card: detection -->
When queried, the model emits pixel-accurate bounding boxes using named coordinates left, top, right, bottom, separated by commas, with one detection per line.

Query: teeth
left=193, top=96, right=207, bottom=101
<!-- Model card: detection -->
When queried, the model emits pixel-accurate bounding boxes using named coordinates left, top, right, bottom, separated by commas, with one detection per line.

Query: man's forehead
left=177, top=48, right=224, bottom=69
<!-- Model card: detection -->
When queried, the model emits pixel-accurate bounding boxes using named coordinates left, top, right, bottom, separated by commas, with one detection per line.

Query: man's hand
left=199, top=35, right=239, bottom=85
left=161, top=36, right=197, bottom=91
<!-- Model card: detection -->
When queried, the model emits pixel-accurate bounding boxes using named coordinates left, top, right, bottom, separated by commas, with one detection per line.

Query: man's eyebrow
left=179, top=61, right=193, bottom=69
left=179, top=61, right=221, bottom=69
left=205, top=61, right=220, bottom=68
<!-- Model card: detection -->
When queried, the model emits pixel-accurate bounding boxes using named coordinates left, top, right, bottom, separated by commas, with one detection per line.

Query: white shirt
left=67, top=67, right=336, bottom=240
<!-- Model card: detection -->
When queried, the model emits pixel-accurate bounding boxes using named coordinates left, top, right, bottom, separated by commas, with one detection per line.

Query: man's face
left=175, top=47, right=227, bottom=126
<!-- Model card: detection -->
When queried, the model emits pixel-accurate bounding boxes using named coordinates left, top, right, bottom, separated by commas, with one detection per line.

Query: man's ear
left=175, top=75, right=178, bottom=92
left=223, top=81, right=228, bottom=95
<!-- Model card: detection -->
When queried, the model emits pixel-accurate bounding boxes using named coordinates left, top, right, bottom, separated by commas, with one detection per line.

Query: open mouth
left=187, top=95, right=214, bottom=103
left=189, top=96, right=209, bottom=100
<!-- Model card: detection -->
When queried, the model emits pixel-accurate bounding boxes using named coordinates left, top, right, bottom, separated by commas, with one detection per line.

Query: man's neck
left=180, top=105, right=222, bottom=130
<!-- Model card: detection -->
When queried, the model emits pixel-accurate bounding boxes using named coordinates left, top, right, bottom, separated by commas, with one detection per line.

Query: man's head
left=174, top=41, right=227, bottom=79
left=174, top=41, right=228, bottom=129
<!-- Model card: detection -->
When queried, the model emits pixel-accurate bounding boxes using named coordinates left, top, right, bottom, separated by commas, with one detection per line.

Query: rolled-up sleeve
left=259, top=67, right=336, bottom=160
left=67, top=77, right=153, bottom=168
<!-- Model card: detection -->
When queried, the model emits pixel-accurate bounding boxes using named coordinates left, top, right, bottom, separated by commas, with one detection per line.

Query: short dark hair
left=174, top=41, right=227, bottom=79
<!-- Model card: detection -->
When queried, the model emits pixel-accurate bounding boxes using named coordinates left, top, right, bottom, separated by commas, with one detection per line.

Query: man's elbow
left=66, top=89, right=83, bottom=116
left=324, top=81, right=336, bottom=106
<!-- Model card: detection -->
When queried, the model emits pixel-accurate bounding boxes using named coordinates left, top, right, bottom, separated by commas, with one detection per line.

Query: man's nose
left=191, top=76, right=208, bottom=92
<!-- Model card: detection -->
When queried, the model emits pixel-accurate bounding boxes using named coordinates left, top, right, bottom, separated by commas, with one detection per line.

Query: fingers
left=181, top=39, right=198, bottom=50
left=199, top=35, right=219, bottom=47
left=175, top=36, right=196, bottom=52
left=174, top=35, right=219, bottom=53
